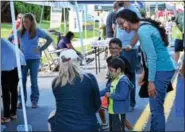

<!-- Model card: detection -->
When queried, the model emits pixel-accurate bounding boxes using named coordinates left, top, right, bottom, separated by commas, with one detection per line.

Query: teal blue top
left=138, top=23, right=175, bottom=82
left=9, top=28, right=53, bottom=60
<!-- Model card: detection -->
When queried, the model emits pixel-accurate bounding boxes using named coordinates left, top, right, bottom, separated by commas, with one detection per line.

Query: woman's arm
left=40, top=35, right=53, bottom=51
left=138, top=26, right=157, bottom=82
left=38, top=28, right=53, bottom=51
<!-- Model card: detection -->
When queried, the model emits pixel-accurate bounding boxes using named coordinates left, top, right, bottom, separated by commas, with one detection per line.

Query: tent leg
left=10, top=1, right=29, bottom=131
left=74, top=1, right=87, bottom=69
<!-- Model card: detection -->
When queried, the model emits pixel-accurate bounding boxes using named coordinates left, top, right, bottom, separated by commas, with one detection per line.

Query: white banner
left=50, top=7, right=62, bottom=29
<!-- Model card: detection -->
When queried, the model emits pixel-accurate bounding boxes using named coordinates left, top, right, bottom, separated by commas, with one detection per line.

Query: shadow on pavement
left=3, top=106, right=54, bottom=131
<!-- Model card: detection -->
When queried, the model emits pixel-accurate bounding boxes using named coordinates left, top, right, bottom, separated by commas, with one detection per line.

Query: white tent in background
left=23, top=0, right=73, bottom=8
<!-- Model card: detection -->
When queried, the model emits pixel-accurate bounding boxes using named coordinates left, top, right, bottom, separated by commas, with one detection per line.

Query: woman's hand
left=148, top=82, right=156, bottom=97
left=125, top=45, right=132, bottom=51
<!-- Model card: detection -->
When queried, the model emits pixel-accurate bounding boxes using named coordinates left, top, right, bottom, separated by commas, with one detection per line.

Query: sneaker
left=101, top=123, right=109, bottom=130
left=31, top=103, right=38, bottom=109
left=86, top=58, right=94, bottom=64
left=10, top=115, right=17, bottom=120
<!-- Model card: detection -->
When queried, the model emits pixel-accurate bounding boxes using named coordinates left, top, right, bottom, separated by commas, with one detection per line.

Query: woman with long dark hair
left=115, top=9, right=175, bottom=131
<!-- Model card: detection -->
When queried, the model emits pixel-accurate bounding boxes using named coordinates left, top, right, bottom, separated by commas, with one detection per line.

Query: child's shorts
left=109, top=114, right=125, bottom=132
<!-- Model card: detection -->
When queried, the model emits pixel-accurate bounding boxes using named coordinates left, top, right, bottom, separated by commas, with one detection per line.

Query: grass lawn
left=1, top=21, right=100, bottom=44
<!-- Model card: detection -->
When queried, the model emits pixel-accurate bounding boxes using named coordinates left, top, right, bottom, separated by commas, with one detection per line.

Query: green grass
left=1, top=21, right=100, bottom=42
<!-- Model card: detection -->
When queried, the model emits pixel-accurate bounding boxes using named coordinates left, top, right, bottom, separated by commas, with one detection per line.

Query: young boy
left=100, top=57, right=134, bottom=132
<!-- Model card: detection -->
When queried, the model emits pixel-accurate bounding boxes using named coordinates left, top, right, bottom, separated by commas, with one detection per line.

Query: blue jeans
left=149, top=71, right=175, bottom=132
left=175, top=74, right=184, bottom=117
left=19, top=59, right=40, bottom=104
left=121, top=49, right=137, bottom=107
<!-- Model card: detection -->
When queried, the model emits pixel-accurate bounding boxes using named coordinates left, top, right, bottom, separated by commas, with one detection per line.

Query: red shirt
left=11, top=18, right=21, bottom=44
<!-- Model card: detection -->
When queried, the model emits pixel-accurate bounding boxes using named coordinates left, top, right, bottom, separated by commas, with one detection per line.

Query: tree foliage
left=14, top=2, right=42, bottom=22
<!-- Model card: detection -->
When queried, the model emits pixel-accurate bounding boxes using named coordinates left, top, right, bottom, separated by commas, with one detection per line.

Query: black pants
left=109, top=114, right=125, bottom=132
left=1, top=68, right=19, bottom=118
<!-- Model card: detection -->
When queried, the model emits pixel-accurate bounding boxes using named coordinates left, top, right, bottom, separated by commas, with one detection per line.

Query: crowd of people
left=1, top=1, right=184, bottom=132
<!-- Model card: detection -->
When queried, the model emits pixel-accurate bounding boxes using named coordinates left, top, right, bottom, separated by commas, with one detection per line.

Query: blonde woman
left=48, top=49, right=101, bottom=132
left=8, top=13, right=53, bottom=108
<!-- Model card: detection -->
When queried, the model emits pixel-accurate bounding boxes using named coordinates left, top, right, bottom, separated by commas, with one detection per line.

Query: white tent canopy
left=21, top=0, right=73, bottom=8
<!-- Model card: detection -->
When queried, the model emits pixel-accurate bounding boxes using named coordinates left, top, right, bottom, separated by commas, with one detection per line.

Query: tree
left=1, top=1, right=10, bottom=13
left=1, top=1, right=11, bottom=22
left=14, top=2, right=41, bottom=22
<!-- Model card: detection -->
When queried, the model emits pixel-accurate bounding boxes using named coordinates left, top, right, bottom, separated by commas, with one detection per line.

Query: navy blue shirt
left=49, top=73, right=101, bottom=132
left=57, top=37, right=70, bottom=49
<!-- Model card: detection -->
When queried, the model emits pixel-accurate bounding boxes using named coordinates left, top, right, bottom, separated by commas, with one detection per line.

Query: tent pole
left=0, top=0, right=2, bottom=126
left=39, top=6, right=44, bottom=27
left=10, top=1, right=29, bottom=131
left=64, top=7, right=66, bottom=34
left=74, top=1, right=87, bottom=69
left=155, top=2, right=158, bottom=20
left=93, top=14, right=95, bottom=39
left=84, top=5, right=87, bottom=52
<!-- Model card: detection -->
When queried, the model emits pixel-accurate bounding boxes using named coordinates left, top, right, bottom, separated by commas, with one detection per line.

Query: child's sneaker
left=102, top=122, right=109, bottom=130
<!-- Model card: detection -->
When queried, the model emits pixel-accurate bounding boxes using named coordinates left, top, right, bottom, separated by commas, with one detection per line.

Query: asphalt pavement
left=1, top=46, right=184, bottom=132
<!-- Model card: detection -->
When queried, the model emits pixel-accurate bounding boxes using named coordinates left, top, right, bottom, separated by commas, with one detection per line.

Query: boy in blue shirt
left=100, top=57, right=133, bottom=132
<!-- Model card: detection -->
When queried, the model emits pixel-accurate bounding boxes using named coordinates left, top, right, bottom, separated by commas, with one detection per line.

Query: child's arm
left=100, top=86, right=110, bottom=97
left=110, top=80, right=129, bottom=101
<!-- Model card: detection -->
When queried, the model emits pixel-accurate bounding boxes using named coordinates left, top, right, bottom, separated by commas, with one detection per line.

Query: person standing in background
left=8, top=13, right=53, bottom=109
left=11, top=13, right=23, bottom=33
left=173, top=10, right=184, bottom=63
left=104, top=2, right=120, bottom=60
left=11, top=13, right=23, bottom=47
left=1, top=38, right=26, bottom=124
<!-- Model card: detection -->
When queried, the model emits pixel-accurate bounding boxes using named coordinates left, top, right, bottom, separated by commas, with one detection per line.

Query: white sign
left=69, top=10, right=83, bottom=33
left=50, top=7, right=62, bottom=29
left=91, top=39, right=109, bottom=48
